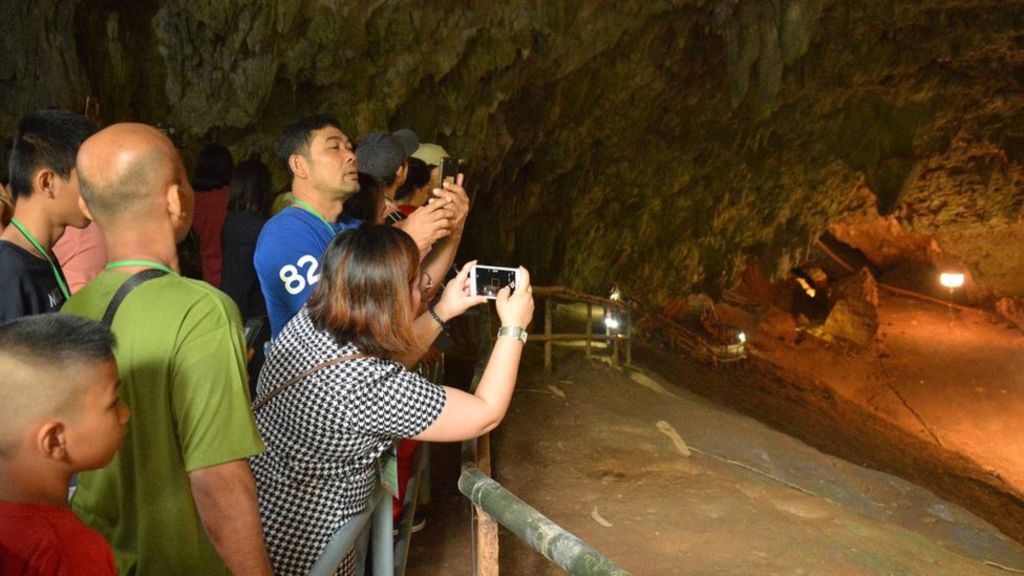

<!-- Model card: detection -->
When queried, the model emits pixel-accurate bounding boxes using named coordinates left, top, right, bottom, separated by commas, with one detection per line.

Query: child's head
left=0, top=314, right=129, bottom=472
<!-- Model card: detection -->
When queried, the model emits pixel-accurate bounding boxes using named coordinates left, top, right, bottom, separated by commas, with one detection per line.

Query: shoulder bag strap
left=253, top=353, right=369, bottom=413
left=101, top=269, right=169, bottom=326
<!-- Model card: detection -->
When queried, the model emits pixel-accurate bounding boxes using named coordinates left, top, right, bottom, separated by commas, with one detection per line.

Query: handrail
left=305, top=485, right=385, bottom=573
left=533, top=286, right=633, bottom=310
left=459, top=465, right=632, bottom=576
left=459, top=303, right=631, bottom=575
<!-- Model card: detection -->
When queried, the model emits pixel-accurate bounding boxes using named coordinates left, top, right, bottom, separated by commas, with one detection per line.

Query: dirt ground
left=737, top=291, right=1024, bottom=543
left=407, top=292, right=1024, bottom=574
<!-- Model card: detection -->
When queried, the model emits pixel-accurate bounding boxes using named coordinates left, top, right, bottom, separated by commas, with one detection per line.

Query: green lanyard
left=9, top=218, right=71, bottom=300
left=105, top=260, right=177, bottom=275
left=293, top=199, right=336, bottom=235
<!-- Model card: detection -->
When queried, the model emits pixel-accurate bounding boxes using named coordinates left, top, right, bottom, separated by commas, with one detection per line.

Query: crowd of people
left=0, top=108, right=534, bottom=575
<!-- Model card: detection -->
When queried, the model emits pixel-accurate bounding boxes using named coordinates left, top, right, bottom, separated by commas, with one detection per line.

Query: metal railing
left=458, top=302, right=632, bottom=575
left=459, top=465, right=631, bottom=576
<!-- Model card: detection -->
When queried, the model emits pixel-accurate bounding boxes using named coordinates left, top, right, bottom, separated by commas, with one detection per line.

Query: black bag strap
left=101, top=269, right=169, bottom=326
left=253, top=353, right=369, bottom=413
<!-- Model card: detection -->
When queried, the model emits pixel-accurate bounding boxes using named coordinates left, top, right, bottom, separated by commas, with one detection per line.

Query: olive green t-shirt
left=62, top=271, right=264, bottom=576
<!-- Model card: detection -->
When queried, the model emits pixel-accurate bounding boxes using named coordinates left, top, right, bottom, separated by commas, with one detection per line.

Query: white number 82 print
left=279, top=255, right=321, bottom=295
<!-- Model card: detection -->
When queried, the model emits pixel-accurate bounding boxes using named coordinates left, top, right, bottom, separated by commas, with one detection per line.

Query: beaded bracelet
left=428, top=305, right=450, bottom=332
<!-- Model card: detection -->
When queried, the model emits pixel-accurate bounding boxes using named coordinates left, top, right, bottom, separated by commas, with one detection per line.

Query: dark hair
left=228, top=156, right=273, bottom=215
left=394, top=157, right=431, bottom=202
left=344, top=173, right=385, bottom=223
left=0, top=313, right=116, bottom=365
left=0, top=139, right=12, bottom=186
left=192, top=143, right=234, bottom=191
left=275, top=115, right=343, bottom=180
left=9, top=109, right=98, bottom=200
left=307, top=225, right=420, bottom=359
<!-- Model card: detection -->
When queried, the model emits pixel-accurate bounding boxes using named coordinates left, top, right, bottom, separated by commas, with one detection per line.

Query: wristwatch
left=497, top=325, right=528, bottom=343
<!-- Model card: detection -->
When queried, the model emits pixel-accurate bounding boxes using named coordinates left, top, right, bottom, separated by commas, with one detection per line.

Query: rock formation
left=0, top=0, right=1021, bottom=309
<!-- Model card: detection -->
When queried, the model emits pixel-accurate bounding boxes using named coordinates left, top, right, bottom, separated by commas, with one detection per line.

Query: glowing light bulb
left=604, top=316, right=620, bottom=330
left=738, top=332, right=747, bottom=343
left=939, top=273, right=965, bottom=289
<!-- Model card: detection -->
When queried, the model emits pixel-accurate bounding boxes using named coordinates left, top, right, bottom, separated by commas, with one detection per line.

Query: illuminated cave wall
left=1, top=0, right=1022, bottom=305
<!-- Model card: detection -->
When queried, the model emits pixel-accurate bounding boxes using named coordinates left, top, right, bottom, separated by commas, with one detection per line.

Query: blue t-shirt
left=254, top=206, right=361, bottom=337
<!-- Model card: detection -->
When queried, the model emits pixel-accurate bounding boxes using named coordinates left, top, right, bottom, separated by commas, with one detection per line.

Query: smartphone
left=440, top=157, right=459, bottom=188
left=470, top=265, right=521, bottom=299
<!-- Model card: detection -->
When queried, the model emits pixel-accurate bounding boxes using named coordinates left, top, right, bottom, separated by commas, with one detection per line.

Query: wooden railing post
left=611, top=304, right=619, bottom=368
left=585, top=303, right=593, bottom=359
left=625, top=310, right=632, bottom=367
left=474, top=436, right=499, bottom=576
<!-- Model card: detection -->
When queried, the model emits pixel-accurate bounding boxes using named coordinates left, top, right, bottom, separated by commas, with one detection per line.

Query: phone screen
left=473, top=266, right=518, bottom=299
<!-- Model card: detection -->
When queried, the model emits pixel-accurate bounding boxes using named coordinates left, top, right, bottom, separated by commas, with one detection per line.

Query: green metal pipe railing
left=458, top=465, right=632, bottom=576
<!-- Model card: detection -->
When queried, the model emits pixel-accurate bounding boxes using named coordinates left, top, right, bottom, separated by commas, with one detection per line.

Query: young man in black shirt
left=0, top=109, right=97, bottom=323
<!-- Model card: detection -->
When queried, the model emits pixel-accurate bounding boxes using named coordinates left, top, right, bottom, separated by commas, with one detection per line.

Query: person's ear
left=289, top=154, right=308, bottom=180
left=166, top=182, right=182, bottom=216
left=166, top=182, right=188, bottom=228
left=37, top=422, right=68, bottom=461
left=35, top=169, right=56, bottom=199
left=78, top=196, right=94, bottom=222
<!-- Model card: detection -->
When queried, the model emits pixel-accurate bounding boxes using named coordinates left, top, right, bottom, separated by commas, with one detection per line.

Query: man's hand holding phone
left=431, top=159, right=469, bottom=235
left=395, top=197, right=456, bottom=255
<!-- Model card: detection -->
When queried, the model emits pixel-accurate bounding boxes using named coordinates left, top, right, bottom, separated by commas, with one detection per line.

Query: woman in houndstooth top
left=250, top=224, right=534, bottom=575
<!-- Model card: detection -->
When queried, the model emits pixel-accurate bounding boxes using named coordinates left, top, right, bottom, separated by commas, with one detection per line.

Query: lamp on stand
left=939, top=272, right=965, bottom=327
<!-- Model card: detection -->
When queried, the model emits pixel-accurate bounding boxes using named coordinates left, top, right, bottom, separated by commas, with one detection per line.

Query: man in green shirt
left=62, top=123, right=272, bottom=575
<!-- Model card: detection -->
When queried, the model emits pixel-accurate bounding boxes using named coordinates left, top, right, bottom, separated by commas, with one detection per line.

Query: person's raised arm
left=189, top=459, right=273, bottom=576
left=419, top=174, right=470, bottom=301
left=397, top=260, right=487, bottom=367
left=414, top=267, right=534, bottom=441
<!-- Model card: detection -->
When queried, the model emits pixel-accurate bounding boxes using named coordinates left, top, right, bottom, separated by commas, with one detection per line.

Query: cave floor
left=752, top=291, right=1024, bottom=492
left=738, top=290, right=1024, bottom=542
left=408, top=337, right=1024, bottom=575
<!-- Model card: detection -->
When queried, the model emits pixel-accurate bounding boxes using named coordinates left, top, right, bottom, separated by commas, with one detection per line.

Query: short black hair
left=275, top=115, right=343, bottom=180
left=344, top=173, right=385, bottom=223
left=0, top=314, right=116, bottom=366
left=8, top=109, right=98, bottom=200
left=192, top=143, right=234, bottom=191
left=227, top=156, right=273, bottom=215
left=395, top=157, right=431, bottom=201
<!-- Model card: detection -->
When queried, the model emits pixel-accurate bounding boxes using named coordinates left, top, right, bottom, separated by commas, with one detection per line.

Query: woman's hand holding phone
left=496, top=267, right=533, bottom=329
left=434, top=260, right=488, bottom=322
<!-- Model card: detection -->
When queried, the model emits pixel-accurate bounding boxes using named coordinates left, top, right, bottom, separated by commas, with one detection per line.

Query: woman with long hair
left=250, top=224, right=533, bottom=575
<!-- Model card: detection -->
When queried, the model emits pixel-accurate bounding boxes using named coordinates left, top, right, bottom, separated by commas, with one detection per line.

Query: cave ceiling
left=1, top=0, right=1022, bottom=305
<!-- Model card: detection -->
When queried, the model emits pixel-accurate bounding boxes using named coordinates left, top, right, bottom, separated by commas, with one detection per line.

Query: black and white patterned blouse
left=250, top=307, right=446, bottom=575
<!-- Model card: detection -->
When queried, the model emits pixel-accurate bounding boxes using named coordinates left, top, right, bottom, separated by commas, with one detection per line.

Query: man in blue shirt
left=254, top=116, right=363, bottom=336
left=255, top=116, right=460, bottom=341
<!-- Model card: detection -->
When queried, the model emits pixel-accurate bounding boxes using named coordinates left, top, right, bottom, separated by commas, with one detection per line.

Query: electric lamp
left=939, top=273, right=965, bottom=289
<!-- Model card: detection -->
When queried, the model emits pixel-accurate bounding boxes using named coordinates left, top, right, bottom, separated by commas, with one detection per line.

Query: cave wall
left=1, top=0, right=1022, bottom=306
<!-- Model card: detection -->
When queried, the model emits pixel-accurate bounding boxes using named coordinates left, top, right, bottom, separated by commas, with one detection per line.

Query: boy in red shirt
left=0, top=314, right=129, bottom=575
